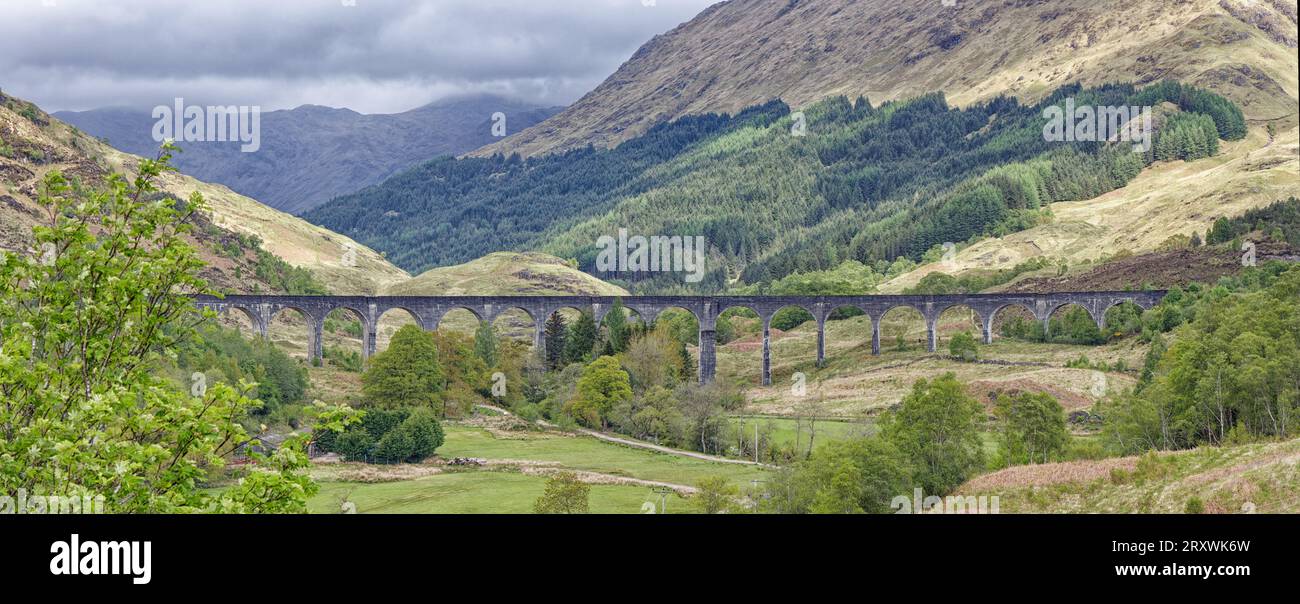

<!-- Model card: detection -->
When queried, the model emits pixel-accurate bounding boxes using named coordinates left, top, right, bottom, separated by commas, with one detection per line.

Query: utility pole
left=754, top=423, right=759, bottom=464
left=651, top=486, right=673, bottom=514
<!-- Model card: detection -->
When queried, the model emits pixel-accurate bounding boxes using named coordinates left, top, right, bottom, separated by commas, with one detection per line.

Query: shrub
left=692, top=476, right=742, bottom=514
left=533, top=472, right=590, bottom=514
left=948, top=331, right=978, bottom=361
left=1109, top=468, right=1131, bottom=485
left=361, top=408, right=411, bottom=441
left=1185, top=497, right=1205, bottom=515
left=373, top=428, right=415, bottom=464
left=335, top=430, right=375, bottom=462
left=330, top=407, right=443, bottom=464
left=402, top=408, right=445, bottom=460
left=770, top=306, right=814, bottom=331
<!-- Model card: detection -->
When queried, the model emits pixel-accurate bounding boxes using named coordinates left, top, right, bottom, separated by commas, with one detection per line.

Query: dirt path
left=569, top=427, right=775, bottom=468
left=515, top=466, right=699, bottom=495
left=475, top=404, right=775, bottom=469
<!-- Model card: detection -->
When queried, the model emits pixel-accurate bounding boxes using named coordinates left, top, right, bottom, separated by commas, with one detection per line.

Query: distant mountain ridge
left=56, top=95, right=562, bottom=214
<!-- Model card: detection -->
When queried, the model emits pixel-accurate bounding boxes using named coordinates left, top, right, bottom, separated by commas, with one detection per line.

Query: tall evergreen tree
left=473, top=320, right=498, bottom=368
left=676, top=339, right=696, bottom=383
left=564, top=311, right=597, bottom=365
left=604, top=298, right=630, bottom=354
left=544, top=312, right=568, bottom=370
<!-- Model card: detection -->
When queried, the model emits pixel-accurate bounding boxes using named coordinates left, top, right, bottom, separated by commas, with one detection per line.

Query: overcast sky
left=1, top=0, right=717, bottom=114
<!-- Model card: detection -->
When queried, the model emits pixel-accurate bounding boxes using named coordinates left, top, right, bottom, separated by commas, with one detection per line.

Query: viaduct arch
left=195, top=291, right=1166, bottom=386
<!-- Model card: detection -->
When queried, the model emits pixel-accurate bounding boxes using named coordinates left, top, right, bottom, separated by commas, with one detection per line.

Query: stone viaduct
left=194, top=291, right=1166, bottom=386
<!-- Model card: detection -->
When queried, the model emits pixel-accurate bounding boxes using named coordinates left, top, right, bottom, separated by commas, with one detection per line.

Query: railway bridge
left=194, top=291, right=1166, bottom=385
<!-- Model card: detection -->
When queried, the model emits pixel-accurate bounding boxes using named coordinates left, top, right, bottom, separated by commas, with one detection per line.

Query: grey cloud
left=0, top=0, right=716, bottom=113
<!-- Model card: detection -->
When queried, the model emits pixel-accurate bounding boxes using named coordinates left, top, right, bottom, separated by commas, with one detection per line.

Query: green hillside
left=307, top=82, right=1245, bottom=292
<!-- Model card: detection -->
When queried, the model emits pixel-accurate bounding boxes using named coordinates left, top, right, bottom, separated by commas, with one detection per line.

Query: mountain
left=55, top=95, right=562, bottom=214
left=306, top=0, right=1297, bottom=294
left=308, top=80, right=1290, bottom=291
left=476, top=0, right=1297, bottom=158
left=1, top=91, right=408, bottom=295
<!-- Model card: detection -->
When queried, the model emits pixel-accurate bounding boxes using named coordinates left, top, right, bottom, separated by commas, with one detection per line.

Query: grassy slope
left=880, top=125, right=1300, bottom=292
left=958, top=437, right=1300, bottom=513
left=384, top=251, right=629, bottom=296
left=98, top=144, right=409, bottom=295
left=0, top=92, right=409, bottom=295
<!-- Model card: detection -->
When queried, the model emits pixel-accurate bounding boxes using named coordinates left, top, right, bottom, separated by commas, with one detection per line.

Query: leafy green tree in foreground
left=0, top=145, right=356, bottom=513
left=994, top=391, right=1067, bottom=465
left=363, top=324, right=443, bottom=409
left=1102, top=265, right=1300, bottom=452
left=533, top=472, right=590, bottom=514
left=565, top=356, right=633, bottom=429
left=880, top=373, right=986, bottom=495
left=762, top=438, right=912, bottom=514
left=692, top=476, right=741, bottom=514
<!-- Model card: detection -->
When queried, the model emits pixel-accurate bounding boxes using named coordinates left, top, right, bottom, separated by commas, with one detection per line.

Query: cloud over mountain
left=1, top=0, right=715, bottom=113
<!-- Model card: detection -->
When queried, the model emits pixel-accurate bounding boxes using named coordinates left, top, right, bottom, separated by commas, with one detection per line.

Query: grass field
left=728, top=416, right=871, bottom=455
left=436, top=426, right=769, bottom=486
left=306, top=424, right=769, bottom=514
left=309, top=472, right=687, bottom=514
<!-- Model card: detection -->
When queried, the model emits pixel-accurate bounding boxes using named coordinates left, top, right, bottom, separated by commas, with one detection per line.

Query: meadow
left=306, top=424, right=769, bottom=514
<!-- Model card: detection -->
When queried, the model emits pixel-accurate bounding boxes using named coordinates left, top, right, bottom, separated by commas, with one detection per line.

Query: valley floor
left=306, top=424, right=769, bottom=514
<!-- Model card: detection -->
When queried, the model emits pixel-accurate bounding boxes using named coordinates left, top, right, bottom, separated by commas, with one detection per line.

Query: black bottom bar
left=3, top=514, right=1291, bottom=591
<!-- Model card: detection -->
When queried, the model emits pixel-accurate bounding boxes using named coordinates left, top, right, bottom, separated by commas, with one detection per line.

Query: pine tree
left=473, top=320, right=497, bottom=368
left=604, top=298, right=629, bottom=354
left=544, top=312, right=567, bottom=370
left=676, top=339, right=696, bottom=383
left=564, top=311, right=597, bottom=365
